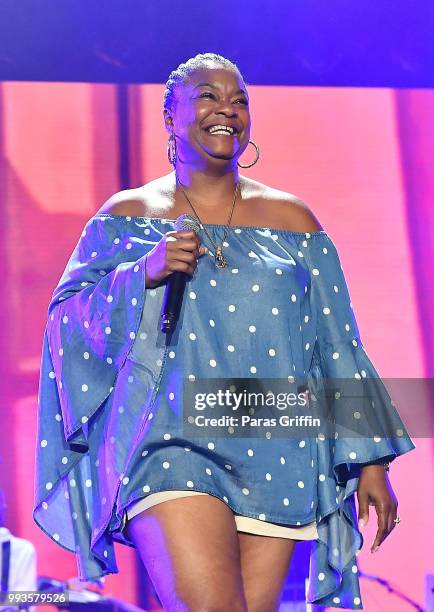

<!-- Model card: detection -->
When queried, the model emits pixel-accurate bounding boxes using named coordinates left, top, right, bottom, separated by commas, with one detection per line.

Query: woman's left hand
left=356, top=464, right=399, bottom=553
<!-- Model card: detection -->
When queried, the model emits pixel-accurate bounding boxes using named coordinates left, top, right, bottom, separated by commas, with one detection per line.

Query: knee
left=244, top=593, right=280, bottom=612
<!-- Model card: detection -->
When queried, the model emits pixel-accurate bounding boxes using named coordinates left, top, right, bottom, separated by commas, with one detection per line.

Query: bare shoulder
left=97, top=188, right=145, bottom=217
left=274, top=190, right=325, bottom=232
left=241, top=176, right=324, bottom=232
left=97, top=175, right=172, bottom=217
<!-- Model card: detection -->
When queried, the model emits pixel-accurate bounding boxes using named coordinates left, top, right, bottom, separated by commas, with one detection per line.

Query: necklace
left=176, top=176, right=239, bottom=269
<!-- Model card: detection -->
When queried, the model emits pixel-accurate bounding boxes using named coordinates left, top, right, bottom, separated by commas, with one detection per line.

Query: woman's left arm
left=358, top=463, right=399, bottom=552
left=302, top=231, right=415, bottom=549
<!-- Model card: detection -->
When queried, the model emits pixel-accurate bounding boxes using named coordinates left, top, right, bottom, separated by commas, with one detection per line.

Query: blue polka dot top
left=33, top=214, right=415, bottom=609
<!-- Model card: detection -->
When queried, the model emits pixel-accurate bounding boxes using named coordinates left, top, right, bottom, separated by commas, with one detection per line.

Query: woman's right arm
left=98, top=192, right=208, bottom=288
left=45, top=199, right=206, bottom=444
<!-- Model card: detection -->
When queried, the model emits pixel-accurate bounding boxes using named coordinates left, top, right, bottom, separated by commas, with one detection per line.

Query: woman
left=34, top=53, right=415, bottom=610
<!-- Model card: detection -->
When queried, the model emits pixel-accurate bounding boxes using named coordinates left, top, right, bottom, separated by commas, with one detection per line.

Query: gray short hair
left=163, top=53, right=244, bottom=115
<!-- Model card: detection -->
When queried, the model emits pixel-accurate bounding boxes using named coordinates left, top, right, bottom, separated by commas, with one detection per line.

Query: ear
left=163, top=109, right=174, bottom=134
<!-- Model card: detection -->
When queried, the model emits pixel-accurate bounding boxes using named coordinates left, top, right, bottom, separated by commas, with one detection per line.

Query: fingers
left=170, top=230, right=197, bottom=239
left=357, top=467, right=400, bottom=554
left=370, top=500, right=398, bottom=553
left=167, top=230, right=198, bottom=245
left=357, top=490, right=370, bottom=530
left=168, top=260, right=197, bottom=276
left=146, top=230, right=209, bottom=286
left=168, top=251, right=198, bottom=276
left=161, top=230, right=208, bottom=277
left=388, top=503, right=399, bottom=534
left=371, top=504, right=389, bottom=553
left=166, top=230, right=208, bottom=257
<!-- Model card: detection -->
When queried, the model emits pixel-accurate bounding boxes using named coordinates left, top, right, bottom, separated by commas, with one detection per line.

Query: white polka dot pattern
left=34, top=215, right=414, bottom=608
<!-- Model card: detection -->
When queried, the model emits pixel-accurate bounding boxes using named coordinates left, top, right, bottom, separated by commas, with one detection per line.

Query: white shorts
left=126, top=490, right=318, bottom=540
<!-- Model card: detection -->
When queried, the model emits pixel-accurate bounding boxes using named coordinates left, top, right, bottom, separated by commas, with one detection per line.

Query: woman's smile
left=205, top=125, right=236, bottom=136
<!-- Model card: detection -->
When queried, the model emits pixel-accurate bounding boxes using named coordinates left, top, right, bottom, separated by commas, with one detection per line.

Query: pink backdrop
left=0, top=82, right=432, bottom=611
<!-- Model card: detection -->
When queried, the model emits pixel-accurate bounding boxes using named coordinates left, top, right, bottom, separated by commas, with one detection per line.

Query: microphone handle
left=160, top=271, right=189, bottom=333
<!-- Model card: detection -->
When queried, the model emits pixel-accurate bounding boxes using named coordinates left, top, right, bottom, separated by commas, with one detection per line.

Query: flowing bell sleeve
left=303, top=232, right=415, bottom=482
left=33, top=214, right=167, bottom=580
left=45, top=215, right=166, bottom=448
left=301, top=232, right=415, bottom=610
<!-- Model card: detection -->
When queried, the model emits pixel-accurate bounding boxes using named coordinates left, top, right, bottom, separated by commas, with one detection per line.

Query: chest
left=148, top=192, right=292, bottom=232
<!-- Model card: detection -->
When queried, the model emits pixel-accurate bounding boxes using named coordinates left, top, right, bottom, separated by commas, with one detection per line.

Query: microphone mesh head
left=175, top=214, right=201, bottom=232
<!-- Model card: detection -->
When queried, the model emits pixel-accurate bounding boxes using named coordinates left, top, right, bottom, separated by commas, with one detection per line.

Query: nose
left=215, top=97, right=237, bottom=116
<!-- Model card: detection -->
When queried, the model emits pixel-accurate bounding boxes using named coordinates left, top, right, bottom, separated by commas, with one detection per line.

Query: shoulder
left=273, top=191, right=324, bottom=233
left=97, top=188, right=145, bottom=217
left=241, top=176, right=324, bottom=232
left=97, top=175, right=172, bottom=217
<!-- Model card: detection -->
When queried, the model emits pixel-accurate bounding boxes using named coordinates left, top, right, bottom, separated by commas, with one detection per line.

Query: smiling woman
left=163, top=55, right=252, bottom=171
left=34, top=52, right=415, bottom=611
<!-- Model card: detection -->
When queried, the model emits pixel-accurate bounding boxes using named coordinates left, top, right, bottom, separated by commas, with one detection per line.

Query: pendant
left=215, top=245, right=227, bottom=268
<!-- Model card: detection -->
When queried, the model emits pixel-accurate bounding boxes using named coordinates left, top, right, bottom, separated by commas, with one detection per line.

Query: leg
left=126, top=494, right=248, bottom=611
left=238, top=532, right=297, bottom=612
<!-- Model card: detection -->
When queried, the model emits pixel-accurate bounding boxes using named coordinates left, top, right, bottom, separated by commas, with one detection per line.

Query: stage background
left=0, top=2, right=433, bottom=610
left=0, top=80, right=433, bottom=611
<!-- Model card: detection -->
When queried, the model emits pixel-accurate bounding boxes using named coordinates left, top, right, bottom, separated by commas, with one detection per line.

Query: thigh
left=238, top=532, right=297, bottom=612
left=126, top=494, right=248, bottom=611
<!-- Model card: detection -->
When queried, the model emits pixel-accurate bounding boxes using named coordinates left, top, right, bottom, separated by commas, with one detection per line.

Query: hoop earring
left=237, top=139, right=260, bottom=168
left=167, top=131, right=177, bottom=167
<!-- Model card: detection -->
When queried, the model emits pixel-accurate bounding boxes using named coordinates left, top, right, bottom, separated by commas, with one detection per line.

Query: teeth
left=208, top=125, right=234, bottom=134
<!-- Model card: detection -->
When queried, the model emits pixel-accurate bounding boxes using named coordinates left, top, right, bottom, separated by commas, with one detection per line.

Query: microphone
left=160, top=214, right=201, bottom=334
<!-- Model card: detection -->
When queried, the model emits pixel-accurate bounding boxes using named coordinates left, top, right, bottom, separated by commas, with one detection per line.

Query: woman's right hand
left=144, top=230, right=208, bottom=288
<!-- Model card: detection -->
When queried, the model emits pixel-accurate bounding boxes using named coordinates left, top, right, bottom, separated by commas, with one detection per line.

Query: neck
left=173, top=166, right=240, bottom=208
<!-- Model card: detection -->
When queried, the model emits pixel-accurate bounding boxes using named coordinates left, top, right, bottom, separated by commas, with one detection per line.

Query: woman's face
left=165, top=66, right=251, bottom=169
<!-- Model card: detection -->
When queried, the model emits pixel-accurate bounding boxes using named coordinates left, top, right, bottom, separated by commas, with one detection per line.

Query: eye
left=198, top=92, right=215, bottom=99
left=235, top=98, right=249, bottom=105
